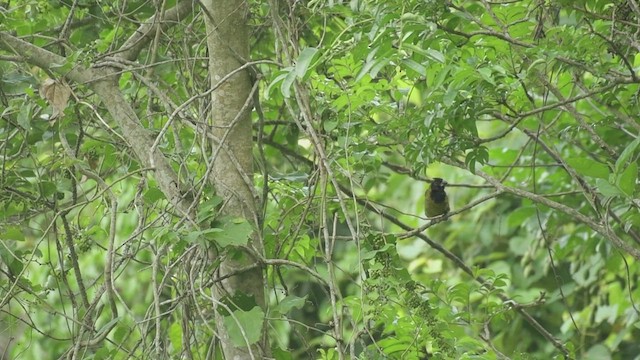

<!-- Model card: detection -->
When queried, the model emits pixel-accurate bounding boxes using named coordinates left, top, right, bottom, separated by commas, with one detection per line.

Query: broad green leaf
left=209, top=219, right=253, bottom=247
left=273, top=295, right=307, bottom=315
left=184, top=228, right=222, bottom=245
left=112, top=322, right=129, bottom=344
left=506, top=206, right=535, bottom=228
left=425, top=48, right=446, bottom=64
left=369, top=57, right=391, bottom=79
left=566, top=158, right=610, bottom=179
left=265, top=70, right=290, bottom=99
left=361, top=243, right=395, bottom=261
left=596, top=179, right=623, bottom=197
left=2, top=226, right=25, bottom=241
left=355, top=46, right=381, bottom=82
left=477, top=67, right=495, bottom=85
left=168, top=322, right=183, bottom=352
left=465, top=146, right=488, bottom=174
left=617, top=162, right=637, bottom=197
left=197, top=196, right=222, bottom=223
left=443, top=84, right=457, bottom=107
left=594, top=304, right=618, bottom=324
left=96, top=317, right=121, bottom=337
left=143, top=187, right=165, bottom=203
left=508, top=236, right=530, bottom=256
left=583, top=344, right=612, bottom=360
left=431, top=65, right=451, bottom=89
left=49, top=58, right=75, bottom=73
left=615, top=137, right=640, bottom=174
left=280, top=70, right=296, bottom=98
left=223, top=306, right=264, bottom=347
left=323, top=120, right=338, bottom=132
left=17, top=103, right=31, bottom=130
left=401, top=58, right=426, bottom=76
left=40, top=181, right=57, bottom=197
left=272, top=348, right=294, bottom=360
left=221, top=292, right=259, bottom=314
left=447, top=282, right=471, bottom=303
left=401, top=44, right=438, bottom=61
left=294, top=47, right=319, bottom=79
left=153, top=228, right=181, bottom=247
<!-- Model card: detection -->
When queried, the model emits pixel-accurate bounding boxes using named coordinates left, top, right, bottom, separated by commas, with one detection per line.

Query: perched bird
left=425, top=178, right=450, bottom=218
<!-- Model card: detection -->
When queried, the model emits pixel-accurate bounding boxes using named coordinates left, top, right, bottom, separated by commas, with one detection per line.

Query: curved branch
left=0, top=31, right=196, bottom=222
left=466, top=165, right=640, bottom=261
left=115, top=0, right=196, bottom=61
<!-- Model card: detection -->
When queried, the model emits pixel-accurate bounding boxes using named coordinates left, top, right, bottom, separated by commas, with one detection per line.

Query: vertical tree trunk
left=201, top=1, right=268, bottom=358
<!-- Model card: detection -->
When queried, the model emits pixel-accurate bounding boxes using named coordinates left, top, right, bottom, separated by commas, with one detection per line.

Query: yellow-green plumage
left=425, top=178, right=450, bottom=218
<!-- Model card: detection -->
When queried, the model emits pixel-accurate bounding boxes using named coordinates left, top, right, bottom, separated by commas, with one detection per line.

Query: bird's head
left=431, top=178, right=447, bottom=192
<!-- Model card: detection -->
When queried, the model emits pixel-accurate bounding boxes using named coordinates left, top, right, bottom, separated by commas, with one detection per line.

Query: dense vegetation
left=1, top=0, right=639, bottom=359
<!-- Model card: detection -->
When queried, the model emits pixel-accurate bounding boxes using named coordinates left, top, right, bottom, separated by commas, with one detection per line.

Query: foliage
left=1, top=0, right=640, bottom=359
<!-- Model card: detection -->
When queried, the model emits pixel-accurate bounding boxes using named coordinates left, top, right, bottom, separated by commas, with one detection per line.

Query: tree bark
left=201, top=0, right=268, bottom=358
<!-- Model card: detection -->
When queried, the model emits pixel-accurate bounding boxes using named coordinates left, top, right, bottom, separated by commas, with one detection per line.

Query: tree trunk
left=201, top=1, right=268, bottom=358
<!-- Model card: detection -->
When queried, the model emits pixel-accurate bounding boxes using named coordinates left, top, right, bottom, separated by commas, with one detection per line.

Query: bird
left=425, top=178, right=450, bottom=218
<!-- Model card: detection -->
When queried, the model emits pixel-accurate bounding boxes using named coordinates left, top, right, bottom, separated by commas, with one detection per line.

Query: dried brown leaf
left=40, top=78, right=71, bottom=120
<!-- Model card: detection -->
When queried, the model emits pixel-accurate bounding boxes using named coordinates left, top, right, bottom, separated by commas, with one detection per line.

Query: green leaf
left=465, top=146, right=488, bottom=174
left=184, top=228, right=222, bottom=245
left=17, top=103, right=31, bottom=130
left=143, top=187, right=165, bottom=203
left=50, top=59, right=74, bottom=73
left=265, top=70, right=290, bottom=99
left=294, top=47, right=319, bottom=79
left=477, top=67, right=495, bottom=85
left=2, top=226, right=25, bottom=241
left=507, top=206, right=535, bottom=228
left=168, top=322, right=183, bottom=352
left=280, top=70, right=296, bottom=98
left=615, top=137, right=640, bottom=174
left=221, top=292, right=258, bottom=314
left=369, top=57, right=391, bottom=79
left=197, top=196, right=222, bottom=223
left=40, top=181, right=57, bottom=197
left=596, top=179, right=623, bottom=197
left=566, top=158, right=610, bottom=179
left=324, top=120, right=338, bottom=132
left=209, top=219, right=253, bottom=247
left=594, top=304, right=618, bottom=324
left=425, top=48, right=446, bottom=64
left=223, top=306, right=264, bottom=347
left=401, top=59, right=426, bottom=76
left=272, top=348, right=294, bottom=360
left=431, top=65, right=451, bottom=89
left=447, top=282, right=471, bottom=303
left=155, top=228, right=179, bottom=246
left=355, top=46, right=381, bottom=82
left=112, top=322, right=129, bottom=344
left=509, top=236, right=530, bottom=256
left=617, top=162, right=637, bottom=197
left=443, top=84, right=457, bottom=107
left=583, top=344, right=612, bottom=360
left=273, top=295, right=307, bottom=315
left=97, top=317, right=121, bottom=336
